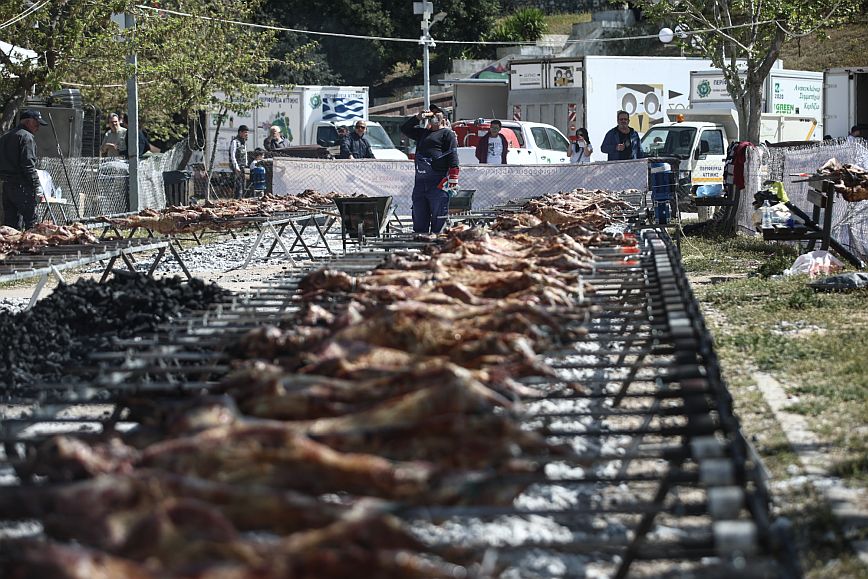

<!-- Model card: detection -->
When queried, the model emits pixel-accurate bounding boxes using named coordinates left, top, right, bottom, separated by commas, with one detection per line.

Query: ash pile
left=0, top=190, right=798, bottom=578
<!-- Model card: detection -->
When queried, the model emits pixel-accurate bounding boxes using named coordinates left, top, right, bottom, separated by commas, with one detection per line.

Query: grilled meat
left=0, top=470, right=344, bottom=551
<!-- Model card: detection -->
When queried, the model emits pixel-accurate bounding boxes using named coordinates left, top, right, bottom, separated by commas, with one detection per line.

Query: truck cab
left=314, top=121, right=409, bottom=160
left=452, top=119, right=571, bottom=165
left=640, top=117, right=728, bottom=197
left=641, top=109, right=818, bottom=198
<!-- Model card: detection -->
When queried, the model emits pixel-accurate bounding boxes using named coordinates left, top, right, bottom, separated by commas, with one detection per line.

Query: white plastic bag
left=783, top=250, right=845, bottom=278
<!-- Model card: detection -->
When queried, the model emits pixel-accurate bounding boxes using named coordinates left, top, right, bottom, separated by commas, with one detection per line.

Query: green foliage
left=0, top=0, right=126, bottom=129
left=487, top=8, right=547, bottom=42
left=0, top=0, right=285, bottom=142
left=261, top=0, right=500, bottom=91
left=754, top=253, right=794, bottom=278
left=785, top=286, right=823, bottom=309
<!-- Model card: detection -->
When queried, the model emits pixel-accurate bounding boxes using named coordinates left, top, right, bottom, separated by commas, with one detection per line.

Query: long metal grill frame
left=0, top=222, right=800, bottom=578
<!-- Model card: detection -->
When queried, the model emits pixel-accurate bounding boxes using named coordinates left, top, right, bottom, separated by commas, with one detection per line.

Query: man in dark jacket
left=600, top=110, right=641, bottom=161
left=400, top=111, right=459, bottom=233
left=339, top=121, right=375, bottom=159
left=0, top=109, right=47, bottom=229
left=263, top=125, right=290, bottom=151
left=474, top=119, right=509, bottom=164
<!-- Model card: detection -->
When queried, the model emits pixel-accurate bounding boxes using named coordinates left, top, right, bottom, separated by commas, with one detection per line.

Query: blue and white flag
left=322, top=97, right=365, bottom=121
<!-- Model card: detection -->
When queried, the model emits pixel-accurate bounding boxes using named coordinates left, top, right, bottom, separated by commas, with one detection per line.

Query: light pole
left=414, top=2, right=445, bottom=111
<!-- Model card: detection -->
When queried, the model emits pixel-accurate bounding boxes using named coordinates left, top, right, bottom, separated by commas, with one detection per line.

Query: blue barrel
left=250, top=164, right=267, bottom=193
left=649, top=162, right=673, bottom=224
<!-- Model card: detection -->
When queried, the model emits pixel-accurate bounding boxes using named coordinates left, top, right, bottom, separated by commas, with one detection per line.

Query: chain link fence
left=36, top=140, right=188, bottom=220
left=740, top=139, right=868, bottom=260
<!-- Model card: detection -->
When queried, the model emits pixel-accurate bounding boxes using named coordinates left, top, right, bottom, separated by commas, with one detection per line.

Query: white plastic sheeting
left=271, top=157, right=649, bottom=211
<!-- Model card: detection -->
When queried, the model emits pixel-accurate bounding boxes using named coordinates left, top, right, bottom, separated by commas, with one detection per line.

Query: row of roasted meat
left=100, top=190, right=363, bottom=235
left=1, top=190, right=638, bottom=578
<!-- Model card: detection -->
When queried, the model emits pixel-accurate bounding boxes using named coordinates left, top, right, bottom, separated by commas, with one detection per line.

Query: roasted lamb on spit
left=1, top=514, right=471, bottom=579
left=0, top=469, right=345, bottom=550
left=0, top=222, right=98, bottom=258
left=7, top=194, right=635, bottom=577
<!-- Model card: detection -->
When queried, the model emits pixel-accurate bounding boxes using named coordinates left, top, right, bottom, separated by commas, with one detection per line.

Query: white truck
left=451, top=118, right=571, bottom=165
left=823, top=67, right=868, bottom=138
left=207, top=85, right=408, bottom=171
left=639, top=109, right=818, bottom=198
left=688, top=69, right=824, bottom=136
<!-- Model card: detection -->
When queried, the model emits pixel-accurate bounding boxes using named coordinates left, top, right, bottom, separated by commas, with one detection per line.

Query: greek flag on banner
left=322, top=97, right=365, bottom=121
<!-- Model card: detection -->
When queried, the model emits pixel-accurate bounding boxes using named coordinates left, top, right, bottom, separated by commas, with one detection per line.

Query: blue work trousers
left=411, top=175, right=449, bottom=233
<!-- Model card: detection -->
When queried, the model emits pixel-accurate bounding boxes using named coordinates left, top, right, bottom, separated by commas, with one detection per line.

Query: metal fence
left=740, top=139, right=868, bottom=260
left=37, top=140, right=189, bottom=220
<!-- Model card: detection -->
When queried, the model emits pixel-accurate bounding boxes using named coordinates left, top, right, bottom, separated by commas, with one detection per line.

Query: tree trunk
left=206, top=107, right=227, bottom=202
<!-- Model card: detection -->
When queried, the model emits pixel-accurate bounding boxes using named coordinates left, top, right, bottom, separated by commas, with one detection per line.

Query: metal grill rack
left=0, top=221, right=798, bottom=577
left=0, top=238, right=171, bottom=308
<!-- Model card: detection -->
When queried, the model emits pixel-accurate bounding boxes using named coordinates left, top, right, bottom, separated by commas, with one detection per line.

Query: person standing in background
left=121, top=113, right=159, bottom=158
left=400, top=110, right=459, bottom=233
left=229, top=125, right=249, bottom=199
left=100, top=113, right=128, bottom=158
left=263, top=125, right=290, bottom=151
left=0, top=109, right=47, bottom=229
left=475, top=119, right=509, bottom=165
left=601, top=111, right=640, bottom=161
left=570, top=128, right=593, bottom=164
left=340, top=121, right=375, bottom=159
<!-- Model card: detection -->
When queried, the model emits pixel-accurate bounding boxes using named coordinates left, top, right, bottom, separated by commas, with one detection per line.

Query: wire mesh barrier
left=36, top=141, right=189, bottom=220
left=271, top=157, right=650, bottom=212
left=740, top=139, right=868, bottom=260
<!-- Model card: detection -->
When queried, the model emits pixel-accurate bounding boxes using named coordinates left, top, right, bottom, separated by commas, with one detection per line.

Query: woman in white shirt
left=570, top=127, right=593, bottom=164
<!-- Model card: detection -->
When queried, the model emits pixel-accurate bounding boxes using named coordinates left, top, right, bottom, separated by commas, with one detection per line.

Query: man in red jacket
left=474, top=119, right=509, bottom=164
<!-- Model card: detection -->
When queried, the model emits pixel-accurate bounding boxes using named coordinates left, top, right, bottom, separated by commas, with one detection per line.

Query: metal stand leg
left=27, top=265, right=66, bottom=309
left=147, top=246, right=168, bottom=277
left=288, top=220, right=315, bottom=260
left=167, top=243, right=193, bottom=280
left=99, top=256, right=120, bottom=283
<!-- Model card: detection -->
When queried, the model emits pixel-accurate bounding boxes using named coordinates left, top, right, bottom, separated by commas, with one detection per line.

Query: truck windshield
left=317, top=124, right=397, bottom=150
left=640, top=126, right=697, bottom=159
left=363, top=125, right=396, bottom=150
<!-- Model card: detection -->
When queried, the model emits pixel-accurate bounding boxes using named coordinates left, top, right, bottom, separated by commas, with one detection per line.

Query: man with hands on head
left=400, top=107, right=459, bottom=233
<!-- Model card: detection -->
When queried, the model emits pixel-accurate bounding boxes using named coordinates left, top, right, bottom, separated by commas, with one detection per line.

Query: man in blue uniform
left=400, top=110, right=459, bottom=233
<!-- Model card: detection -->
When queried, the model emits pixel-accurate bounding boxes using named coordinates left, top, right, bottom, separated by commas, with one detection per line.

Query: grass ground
left=543, top=12, right=592, bottom=35
left=679, top=232, right=868, bottom=577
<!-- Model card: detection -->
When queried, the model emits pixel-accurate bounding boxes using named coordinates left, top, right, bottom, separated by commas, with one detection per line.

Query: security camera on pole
left=414, top=2, right=446, bottom=111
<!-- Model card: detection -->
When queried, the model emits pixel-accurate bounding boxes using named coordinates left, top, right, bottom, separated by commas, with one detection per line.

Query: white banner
left=272, top=158, right=648, bottom=211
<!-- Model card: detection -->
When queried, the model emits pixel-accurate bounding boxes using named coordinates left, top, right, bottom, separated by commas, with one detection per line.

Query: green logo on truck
left=310, top=94, right=322, bottom=109
left=697, top=79, right=711, bottom=98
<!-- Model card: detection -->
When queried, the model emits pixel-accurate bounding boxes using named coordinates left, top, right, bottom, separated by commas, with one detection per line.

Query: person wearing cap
left=400, top=108, right=459, bottom=233
left=100, top=113, right=128, bottom=158
left=229, top=125, right=249, bottom=199
left=339, top=120, right=374, bottom=160
left=0, top=109, right=47, bottom=229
